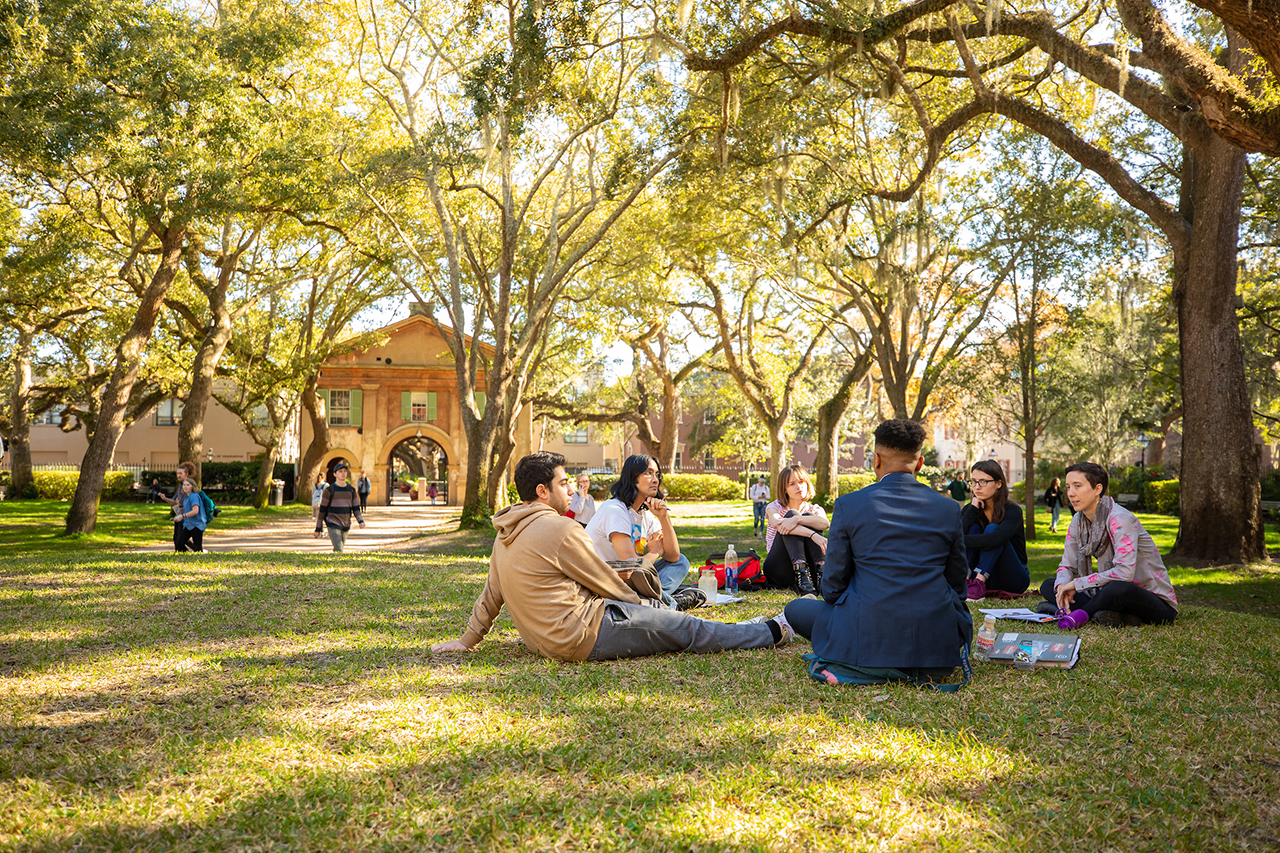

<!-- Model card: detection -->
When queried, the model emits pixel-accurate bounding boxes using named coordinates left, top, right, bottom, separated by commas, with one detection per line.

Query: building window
left=156, top=399, right=184, bottom=427
left=674, top=450, right=682, bottom=469
left=329, top=390, right=351, bottom=426
left=33, top=408, right=61, bottom=426
left=411, top=391, right=437, bottom=422
left=703, top=451, right=715, bottom=469
left=703, top=409, right=713, bottom=424
left=563, top=427, right=589, bottom=444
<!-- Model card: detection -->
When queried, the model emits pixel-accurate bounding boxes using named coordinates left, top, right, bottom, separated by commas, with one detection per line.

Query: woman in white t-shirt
left=585, top=455, right=696, bottom=609
left=762, top=464, right=830, bottom=595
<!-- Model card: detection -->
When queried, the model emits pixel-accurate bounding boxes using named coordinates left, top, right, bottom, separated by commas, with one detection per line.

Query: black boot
left=792, top=559, right=816, bottom=595
left=810, top=561, right=824, bottom=593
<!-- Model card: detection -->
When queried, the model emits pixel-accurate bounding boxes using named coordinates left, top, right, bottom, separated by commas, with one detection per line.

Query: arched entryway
left=325, top=455, right=355, bottom=484
left=386, top=434, right=449, bottom=505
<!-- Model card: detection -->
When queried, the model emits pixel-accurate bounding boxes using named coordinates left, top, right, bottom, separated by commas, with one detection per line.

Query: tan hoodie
left=460, top=501, right=643, bottom=661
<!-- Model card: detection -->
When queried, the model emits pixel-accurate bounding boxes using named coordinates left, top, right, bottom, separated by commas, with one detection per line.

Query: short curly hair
left=873, top=419, right=927, bottom=455
left=514, top=451, right=567, bottom=501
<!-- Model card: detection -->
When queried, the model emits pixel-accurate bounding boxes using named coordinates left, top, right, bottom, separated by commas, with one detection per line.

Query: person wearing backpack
left=159, top=461, right=196, bottom=549
left=314, top=461, right=365, bottom=552
left=175, top=477, right=208, bottom=553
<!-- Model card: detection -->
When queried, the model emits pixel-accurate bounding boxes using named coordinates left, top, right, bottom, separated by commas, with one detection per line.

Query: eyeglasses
left=970, top=478, right=996, bottom=488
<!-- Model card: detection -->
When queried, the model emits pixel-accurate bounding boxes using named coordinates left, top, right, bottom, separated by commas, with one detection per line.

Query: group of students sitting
left=432, top=419, right=1178, bottom=683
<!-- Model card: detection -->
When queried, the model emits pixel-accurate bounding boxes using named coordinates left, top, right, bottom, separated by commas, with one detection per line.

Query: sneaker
left=965, top=577, right=987, bottom=601
left=773, top=612, right=797, bottom=645
left=1091, top=610, right=1132, bottom=629
left=671, top=587, right=707, bottom=611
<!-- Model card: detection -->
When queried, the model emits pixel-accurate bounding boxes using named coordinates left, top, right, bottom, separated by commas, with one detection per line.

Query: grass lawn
left=2, top=501, right=1279, bottom=851
left=0, top=499, right=313, bottom=555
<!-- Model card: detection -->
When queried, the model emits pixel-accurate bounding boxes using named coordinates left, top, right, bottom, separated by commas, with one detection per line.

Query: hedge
left=660, top=473, right=741, bottom=501
left=30, top=470, right=134, bottom=501
left=1144, top=479, right=1180, bottom=515
left=144, top=461, right=296, bottom=503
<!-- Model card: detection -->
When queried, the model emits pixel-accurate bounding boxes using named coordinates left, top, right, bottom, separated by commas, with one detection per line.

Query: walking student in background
left=314, top=461, right=366, bottom=552
left=158, top=461, right=196, bottom=550
left=749, top=476, right=770, bottom=537
left=960, top=460, right=1030, bottom=599
left=174, top=477, right=208, bottom=553
left=357, top=469, right=372, bottom=513
left=1044, top=476, right=1064, bottom=533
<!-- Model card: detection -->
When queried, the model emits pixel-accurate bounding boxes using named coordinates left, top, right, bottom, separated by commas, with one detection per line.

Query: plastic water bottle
left=974, top=614, right=997, bottom=662
left=724, top=544, right=738, bottom=594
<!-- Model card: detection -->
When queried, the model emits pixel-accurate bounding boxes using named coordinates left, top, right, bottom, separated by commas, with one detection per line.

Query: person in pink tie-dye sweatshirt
left=1038, top=462, right=1179, bottom=629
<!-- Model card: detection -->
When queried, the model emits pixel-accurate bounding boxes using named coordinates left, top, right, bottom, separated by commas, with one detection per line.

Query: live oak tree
left=346, top=0, right=685, bottom=523
left=0, top=0, right=329, bottom=534
left=682, top=0, right=1280, bottom=563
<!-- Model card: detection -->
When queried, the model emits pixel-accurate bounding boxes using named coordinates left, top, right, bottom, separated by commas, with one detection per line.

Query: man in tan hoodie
left=432, top=451, right=795, bottom=661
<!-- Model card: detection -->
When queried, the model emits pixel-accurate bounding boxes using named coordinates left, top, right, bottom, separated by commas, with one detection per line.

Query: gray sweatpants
left=587, top=600, right=775, bottom=660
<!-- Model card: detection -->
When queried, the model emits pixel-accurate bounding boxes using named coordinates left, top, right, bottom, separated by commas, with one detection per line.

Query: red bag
left=704, top=550, right=765, bottom=589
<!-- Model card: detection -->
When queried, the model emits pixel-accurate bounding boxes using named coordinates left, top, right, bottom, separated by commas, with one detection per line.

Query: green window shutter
left=317, top=389, right=330, bottom=419
left=475, top=391, right=486, bottom=416
left=401, top=391, right=411, bottom=421
left=428, top=392, right=437, bottom=421
left=350, top=390, right=362, bottom=427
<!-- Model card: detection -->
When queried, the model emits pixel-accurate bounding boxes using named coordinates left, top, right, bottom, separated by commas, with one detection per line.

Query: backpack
left=198, top=490, right=220, bottom=520
left=703, top=549, right=766, bottom=589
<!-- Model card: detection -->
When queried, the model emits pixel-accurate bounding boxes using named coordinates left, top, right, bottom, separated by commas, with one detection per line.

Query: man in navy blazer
left=783, top=419, right=972, bottom=680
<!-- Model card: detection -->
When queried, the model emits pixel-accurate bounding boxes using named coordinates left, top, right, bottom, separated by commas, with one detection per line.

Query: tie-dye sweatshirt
left=1056, top=503, right=1178, bottom=610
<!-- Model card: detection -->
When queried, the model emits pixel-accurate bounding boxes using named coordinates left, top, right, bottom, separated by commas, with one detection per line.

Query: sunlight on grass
left=2, top=505, right=1280, bottom=851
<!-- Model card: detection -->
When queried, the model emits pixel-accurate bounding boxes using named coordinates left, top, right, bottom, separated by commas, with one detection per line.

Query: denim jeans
left=587, top=601, right=775, bottom=660
left=967, top=522, right=1030, bottom=594
left=753, top=501, right=768, bottom=533
left=653, top=553, right=692, bottom=608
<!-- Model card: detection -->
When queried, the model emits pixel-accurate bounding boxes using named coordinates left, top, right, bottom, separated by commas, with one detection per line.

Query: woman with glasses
left=961, top=460, right=1030, bottom=599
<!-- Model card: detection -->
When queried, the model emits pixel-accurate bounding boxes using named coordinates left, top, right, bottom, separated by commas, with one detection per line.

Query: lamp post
left=1136, top=432, right=1150, bottom=472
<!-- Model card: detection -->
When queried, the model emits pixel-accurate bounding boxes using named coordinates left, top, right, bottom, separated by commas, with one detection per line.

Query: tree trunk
left=65, top=227, right=185, bottom=534
left=461, top=417, right=498, bottom=525
left=1024, top=437, right=1037, bottom=543
left=253, top=439, right=280, bottom=509
left=178, top=287, right=234, bottom=485
left=657, top=388, right=681, bottom=473
left=1144, top=410, right=1181, bottom=470
left=9, top=326, right=34, bottom=498
left=768, top=426, right=786, bottom=490
left=297, top=375, right=330, bottom=501
left=1171, top=135, right=1265, bottom=563
left=813, top=360, right=871, bottom=502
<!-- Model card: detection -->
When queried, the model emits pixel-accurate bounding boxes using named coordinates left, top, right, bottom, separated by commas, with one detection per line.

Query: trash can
left=270, top=481, right=284, bottom=506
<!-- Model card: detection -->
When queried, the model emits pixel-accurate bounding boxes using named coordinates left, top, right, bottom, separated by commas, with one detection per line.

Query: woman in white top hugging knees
left=761, top=465, right=830, bottom=596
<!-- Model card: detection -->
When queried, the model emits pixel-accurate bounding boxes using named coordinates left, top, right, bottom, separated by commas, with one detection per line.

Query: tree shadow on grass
left=1168, top=564, right=1280, bottom=619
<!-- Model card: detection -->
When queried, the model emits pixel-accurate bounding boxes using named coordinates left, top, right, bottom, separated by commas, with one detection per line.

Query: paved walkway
left=138, top=502, right=462, bottom=553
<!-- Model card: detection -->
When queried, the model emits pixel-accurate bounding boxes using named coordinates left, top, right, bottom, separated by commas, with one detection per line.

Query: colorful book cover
left=987, top=633, right=1081, bottom=669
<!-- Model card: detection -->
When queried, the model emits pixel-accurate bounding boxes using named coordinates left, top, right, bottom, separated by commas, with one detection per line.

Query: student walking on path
left=357, top=470, right=372, bottom=512
left=1044, top=477, right=1064, bottom=533
left=314, top=461, right=365, bottom=552
left=175, top=477, right=208, bottom=553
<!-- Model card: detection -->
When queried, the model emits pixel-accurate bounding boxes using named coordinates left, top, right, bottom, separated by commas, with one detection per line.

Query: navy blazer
left=813, top=472, right=973, bottom=669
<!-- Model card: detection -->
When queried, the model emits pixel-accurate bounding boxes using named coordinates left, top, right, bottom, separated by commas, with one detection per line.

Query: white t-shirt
left=749, top=483, right=770, bottom=502
left=586, top=497, right=661, bottom=562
